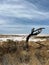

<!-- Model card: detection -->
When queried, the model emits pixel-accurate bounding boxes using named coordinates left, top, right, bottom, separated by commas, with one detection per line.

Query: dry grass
left=0, top=39, right=49, bottom=65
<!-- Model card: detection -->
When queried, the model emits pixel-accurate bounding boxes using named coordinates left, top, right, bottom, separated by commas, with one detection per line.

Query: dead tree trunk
left=25, top=28, right=45, bottom=49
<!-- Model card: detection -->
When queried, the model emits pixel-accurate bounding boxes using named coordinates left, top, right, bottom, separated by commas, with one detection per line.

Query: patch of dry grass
left=0, top=39, right=49, bottom=65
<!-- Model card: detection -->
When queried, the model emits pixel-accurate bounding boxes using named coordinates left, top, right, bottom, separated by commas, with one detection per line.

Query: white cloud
left=0, top=0, right=49, bottom=34
left=0, top=0, right=49, bottom=20
left=0, top=24, right=49, bottom=34
left=0, top=19, right=7, bottom=25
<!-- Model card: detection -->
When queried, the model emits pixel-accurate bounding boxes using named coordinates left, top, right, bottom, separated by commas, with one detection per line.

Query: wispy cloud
left=0, top=24, right=49, bottom=34
left=0, top=0, right=49, bottom=19
left=0, top=0, right=49, bottom=34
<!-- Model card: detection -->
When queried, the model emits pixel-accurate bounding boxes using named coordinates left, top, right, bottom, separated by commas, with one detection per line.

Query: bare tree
left=26, top=27, right=45, bottom=43
left=24, top=28, right=45, bottom=50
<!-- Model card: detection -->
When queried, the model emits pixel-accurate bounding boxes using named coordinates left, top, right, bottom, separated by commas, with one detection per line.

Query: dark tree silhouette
left=26, top=28, right=45, bottom=43
left=24, top=28, right=45, bottom=50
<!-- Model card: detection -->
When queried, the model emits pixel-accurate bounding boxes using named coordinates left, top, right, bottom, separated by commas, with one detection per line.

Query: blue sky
left=0, top=0, right=49, bottom=34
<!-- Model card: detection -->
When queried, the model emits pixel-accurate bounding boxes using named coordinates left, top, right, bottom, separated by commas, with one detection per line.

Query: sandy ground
left=0, top=36, right=47, bottom=42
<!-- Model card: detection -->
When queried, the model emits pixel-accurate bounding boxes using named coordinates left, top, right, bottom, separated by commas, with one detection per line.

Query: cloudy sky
left=0, top=0, right=49, bottom=34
